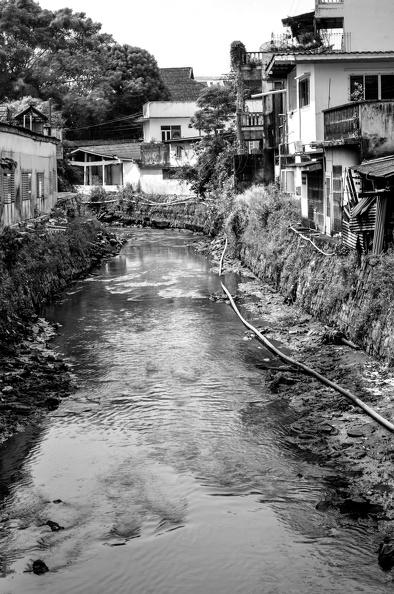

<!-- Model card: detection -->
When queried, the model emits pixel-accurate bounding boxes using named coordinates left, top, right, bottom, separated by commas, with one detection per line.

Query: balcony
left=140, top=143, right=170, bottom=168
left=239, top=112, right=264, bottom=141
left=323, top=100, right=394, bottom=159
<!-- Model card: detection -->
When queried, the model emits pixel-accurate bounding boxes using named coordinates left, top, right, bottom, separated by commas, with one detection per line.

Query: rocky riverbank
left=202, top=234, right=394, bottom=571
left=0, top=217, right=124, bottom=443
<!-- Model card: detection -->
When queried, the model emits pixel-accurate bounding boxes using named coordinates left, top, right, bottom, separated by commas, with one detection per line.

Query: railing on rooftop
left=243, top=52, right=264, bottom=66
left=270, top=31, right=351, bottom=53
left=317, top=0, right=344, bottom=4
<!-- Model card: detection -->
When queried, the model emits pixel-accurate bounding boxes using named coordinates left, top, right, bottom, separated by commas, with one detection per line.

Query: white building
left=0, top=123, right=58, bottom=228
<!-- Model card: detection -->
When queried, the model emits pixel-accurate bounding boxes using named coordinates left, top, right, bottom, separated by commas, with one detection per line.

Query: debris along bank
left=0, top=216, right=124, bottom=443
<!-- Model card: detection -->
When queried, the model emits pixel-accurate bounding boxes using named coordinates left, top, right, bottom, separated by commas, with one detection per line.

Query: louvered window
left=3, top=172, right=15, bottom=203
left=36, top=172, right=44, bottom=199
left=22, top=172, right=32, bottom=201
left=52, top=169, right=57, bottom=193
left=49, top=171, right=52, bottom=195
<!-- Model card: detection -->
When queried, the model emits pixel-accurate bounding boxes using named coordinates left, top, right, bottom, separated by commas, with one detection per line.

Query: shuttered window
left=21, top=172, right=32, bottom=201
left=52, top=169, right=57, bottom=194
left=36, top=172, right=44, bottom=199
left=3, top=172, right=15, bottom=203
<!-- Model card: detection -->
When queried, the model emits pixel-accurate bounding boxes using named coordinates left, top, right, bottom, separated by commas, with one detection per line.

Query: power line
left=68, top=112, right=143, bottom=131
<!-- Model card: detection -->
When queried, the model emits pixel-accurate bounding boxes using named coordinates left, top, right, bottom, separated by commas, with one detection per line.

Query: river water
left=0, top=228, right=391, bottom=593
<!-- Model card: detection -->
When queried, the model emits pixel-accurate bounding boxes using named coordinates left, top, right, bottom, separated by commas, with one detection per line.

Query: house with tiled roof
left=159, top=67, right=206, bottom=101
left=70, top=140, right=141, bottom=192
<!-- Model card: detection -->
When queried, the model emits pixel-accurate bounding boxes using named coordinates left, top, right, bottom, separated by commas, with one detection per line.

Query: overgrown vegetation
left=0, top=218, right=108, bottom=345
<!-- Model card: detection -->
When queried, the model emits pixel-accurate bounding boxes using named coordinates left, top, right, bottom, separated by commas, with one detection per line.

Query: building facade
left=0, top=124, right=58, bottom=228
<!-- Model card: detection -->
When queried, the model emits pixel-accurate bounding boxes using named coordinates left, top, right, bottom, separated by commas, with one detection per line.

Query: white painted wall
left=343, top=0, right=394, bottom=52
left=142, top=101, right=202, bottom=142
left=0, top=126, right=58, bottom=227
left=286, top=58, right=394, bottom=151
left=143, top=117, right=198, bottom=142
left=140, top=168, right=193, bottom=196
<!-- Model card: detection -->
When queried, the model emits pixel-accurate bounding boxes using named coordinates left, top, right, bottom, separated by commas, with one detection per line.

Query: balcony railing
left=316, top=0, right=344, bottom=3
left=324, top=103, right=359, bottom=140
left=270, top=31, right=350, bottom=53
left=240, top=113, right=264, bottom=127
left=243, top=52, right=264, bottom=66
left=140, top=143, right=170, bottom=167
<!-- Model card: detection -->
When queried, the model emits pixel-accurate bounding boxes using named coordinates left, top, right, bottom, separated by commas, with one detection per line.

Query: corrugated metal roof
left=72, top=142, right=141, bottom=161
left=352, top=155, right=394, bottom=178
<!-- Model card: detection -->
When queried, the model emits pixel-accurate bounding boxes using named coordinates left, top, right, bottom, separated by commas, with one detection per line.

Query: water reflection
left=0, top=229, right=390, bottom=593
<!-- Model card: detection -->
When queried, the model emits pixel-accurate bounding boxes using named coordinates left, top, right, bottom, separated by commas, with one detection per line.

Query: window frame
left=2, top=171, right=16, bottom=204
left=299, top=77, right=310, bottom=109
left=350, top=73, right=394, bottom=100
left=161, top=125, right=182, bottom=142
left=21, top=171, right=32, bottom=201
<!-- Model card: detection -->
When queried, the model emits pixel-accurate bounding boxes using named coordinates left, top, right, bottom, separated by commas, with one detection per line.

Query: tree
left=182, top=84, right=237, bottom=196
left=189, top=85, right=236, bottom=135
left=0, top=1, right=169, bottom=137
left=0, top=1, right=112, bottom=101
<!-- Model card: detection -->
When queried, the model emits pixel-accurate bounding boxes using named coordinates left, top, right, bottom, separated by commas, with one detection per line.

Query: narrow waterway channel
left=0, top=228, right=391, bottom=593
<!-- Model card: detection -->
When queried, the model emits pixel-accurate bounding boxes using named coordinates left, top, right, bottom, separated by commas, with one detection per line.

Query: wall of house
left=139, top=168, right=192, bottom=196
left=168, top=143, right=198, bottom=168
left=124, top=162, right=141, bottom=191
left=359, top=102, right=394, bottom=158
left=286, top=60, right=394, bottom=151
left=143, top=117, right=199, bottom=142
left=343, top=0, right=394, bottom=52
left=0, top=126, right=57, bottom=228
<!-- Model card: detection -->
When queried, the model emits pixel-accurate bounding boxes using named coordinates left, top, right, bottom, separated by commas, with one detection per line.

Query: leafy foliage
left=181, top=85, right=237, bottom=197
left=0, top=0, right=169, bottom=137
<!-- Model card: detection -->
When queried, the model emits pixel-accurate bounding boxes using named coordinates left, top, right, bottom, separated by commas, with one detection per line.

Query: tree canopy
left=189, top=86, right=236, bottom=135
left=0, top=0, right=169, bottom=138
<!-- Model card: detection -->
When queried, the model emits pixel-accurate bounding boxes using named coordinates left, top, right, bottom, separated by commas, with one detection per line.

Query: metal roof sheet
left=352, top=155, right=394, bottom=178
left=72, top=142, right=141, bottom=161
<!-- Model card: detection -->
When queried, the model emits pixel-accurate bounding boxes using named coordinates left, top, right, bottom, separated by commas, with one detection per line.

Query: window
left=21, top=172, right=32, bottom=201
left=299, top=78, right=310, bottom=108
left=36, top=172, right=44, bottom=199
left=175, top=145, right=183, bottom=158
left=52, top=169, right=57, bottom=194
left=382, top=75, right=394, bottom=100
left=350, top=74, right=394, bottom=100
left=161, top=125, right=181, bottom=141
left=2, top=172, right=15, bottom=203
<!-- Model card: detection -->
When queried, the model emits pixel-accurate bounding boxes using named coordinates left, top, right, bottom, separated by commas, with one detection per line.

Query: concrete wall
left=139, top=168, right=192, bottom=196
left=343, top=0, right=394, bottom=52
left=143, top=117, right=199, bottom=142
left=0, top=126, right=58, bottom=228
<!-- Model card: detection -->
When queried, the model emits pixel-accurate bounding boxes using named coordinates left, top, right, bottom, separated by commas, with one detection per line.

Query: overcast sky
left=38, top=0, right=314, bottom=76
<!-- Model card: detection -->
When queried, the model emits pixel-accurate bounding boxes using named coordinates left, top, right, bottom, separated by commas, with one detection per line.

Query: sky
left=38, top=0, right=315, bottom=76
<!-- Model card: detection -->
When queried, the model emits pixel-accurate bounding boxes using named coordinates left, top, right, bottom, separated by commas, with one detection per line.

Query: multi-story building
left=238, top=0, right=394, bottom=241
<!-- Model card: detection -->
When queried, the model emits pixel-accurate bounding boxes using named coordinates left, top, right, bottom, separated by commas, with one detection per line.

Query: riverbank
left=201, top=234, right=394, bottom=570
left=0, top=216, right=124, bottom=443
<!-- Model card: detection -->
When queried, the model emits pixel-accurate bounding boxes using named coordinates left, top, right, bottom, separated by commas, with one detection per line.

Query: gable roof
left=14, top=105, right=48, bottom=121
left=71, top=141, right=141, bottom=161
left=160, top=67, right=206, bottom=101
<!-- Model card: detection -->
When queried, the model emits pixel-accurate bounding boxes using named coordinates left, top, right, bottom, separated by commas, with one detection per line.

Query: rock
left=52, top=499, right=62, bottom=504
left=45, top=397, right=60, bottom=411
left=45, top=520, right=64, bottom=531
left=2, top=386, right=13, bottom=394
left=347, top=424, right=375, bottom=438
left=32, top=559, right=49, bottom=575
left=378, top=538, right=394, bottom=571
left=339, top=498, right=384, bottom=518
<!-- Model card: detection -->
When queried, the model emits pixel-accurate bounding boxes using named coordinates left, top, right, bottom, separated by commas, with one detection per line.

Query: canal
left=0, top=228, right=391, bottom=593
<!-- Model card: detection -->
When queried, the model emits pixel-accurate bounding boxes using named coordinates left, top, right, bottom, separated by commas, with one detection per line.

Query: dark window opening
left=381, top=75, right=394, bottom=100
left=365, top=75, right=379, bottom=100
left=299, top=78, right=310, bottom=108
